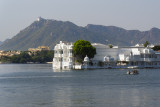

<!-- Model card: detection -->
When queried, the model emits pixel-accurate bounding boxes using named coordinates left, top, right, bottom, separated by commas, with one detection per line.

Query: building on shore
left=92, top=43, right=160, bottom=68
left=52, top=41, right=160, bottom=69
left=28, top=46, right=50, bottom=52
left=0, top=50, right=21, bottom=57
left=52, top=41, right=74, bottom=69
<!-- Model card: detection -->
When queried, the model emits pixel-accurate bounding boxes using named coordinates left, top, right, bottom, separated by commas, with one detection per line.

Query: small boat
left=127, top=70, right=139, bottom=75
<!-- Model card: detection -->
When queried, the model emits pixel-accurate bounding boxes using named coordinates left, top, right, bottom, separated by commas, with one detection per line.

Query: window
left=59, top=50, right=63, bottom=54
left=141, top=54, right=144, bottom=58
left=155, top=62, right=157, bottom=65
left=59, top=58, right=63, bottom=61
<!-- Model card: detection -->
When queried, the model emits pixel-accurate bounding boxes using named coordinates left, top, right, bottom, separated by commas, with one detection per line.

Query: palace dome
left=84, top=55, right=89, bottom=62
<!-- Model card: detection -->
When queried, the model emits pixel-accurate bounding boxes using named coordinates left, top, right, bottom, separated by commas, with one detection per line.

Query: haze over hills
left=0, top=17, right=160, bottom=50
left=0, top=39, right=10, bottom=46
left=0, top=41, right=2, bottom=46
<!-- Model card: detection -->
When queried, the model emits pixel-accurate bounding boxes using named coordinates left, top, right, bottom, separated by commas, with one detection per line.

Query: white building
left=92, top=43, right=160, bottom=68
left=52, top=41, right=74, bottom=69
left=53, top=41, right=160, bottom=69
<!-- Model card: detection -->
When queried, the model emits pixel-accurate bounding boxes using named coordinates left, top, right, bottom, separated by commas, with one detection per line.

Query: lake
left=0, top=64, right=160, bottom=107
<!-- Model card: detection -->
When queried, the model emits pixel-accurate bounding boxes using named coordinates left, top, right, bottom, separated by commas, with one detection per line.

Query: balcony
left=54, top=54, right=63, bottom=57
left=130, top=58, right=160, bottom=62
left=69, top=53, right=73, bottom=57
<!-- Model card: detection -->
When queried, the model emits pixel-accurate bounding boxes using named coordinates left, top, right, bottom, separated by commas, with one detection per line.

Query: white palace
left=52, top=41, right=160, bottom=69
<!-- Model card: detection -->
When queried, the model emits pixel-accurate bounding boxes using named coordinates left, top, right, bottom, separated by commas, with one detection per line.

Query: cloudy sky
left=0, top=0, right=160, bottom=41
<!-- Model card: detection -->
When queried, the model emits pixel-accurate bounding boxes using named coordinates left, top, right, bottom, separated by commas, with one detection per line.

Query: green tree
left=33, top=50, right=54, bottom=62
left=2, top=50, right=54, bottom=63
left=108, top=44, right=113, bottom=48
left=144, top=41, right=150, bottom=47
left=10, top=52, right=32, bottom=63
left=10, top=55, right=20, bottom=63
left=152, top=45, right=160, bottom=51
left=0, top=56, right=11, bottom=63
left=97, top=61, right=104, bottom=67
left=73, top=40, right=96, bottom=60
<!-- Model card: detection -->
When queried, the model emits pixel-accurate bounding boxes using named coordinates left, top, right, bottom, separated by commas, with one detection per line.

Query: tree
left=144, top=41, right=150, bottom=47
left=10, top=52, right=32, bottom=63
left=73, top=40, right=96, bottom=60
left=152, top=45, right=160, bottom=51
left=10, top=55, right=20, bottom=63
left=108, top=44, right=113, bottom=48
left=1, top=50, right=54, bottom=63
left=33, top=50, right=54, bottom=62
left=0, top=56, right=11, bottom=63
left=97, top=61, right=104, bottom=67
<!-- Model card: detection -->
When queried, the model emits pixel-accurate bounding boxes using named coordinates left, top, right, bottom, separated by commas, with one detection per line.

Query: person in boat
left=132, top=70, right=138, bottom=74
left=127, top=70, right=131, bottom=74
left=133, top=70, right=138, bottom=74
left=127, top=70, right=138, bottom=75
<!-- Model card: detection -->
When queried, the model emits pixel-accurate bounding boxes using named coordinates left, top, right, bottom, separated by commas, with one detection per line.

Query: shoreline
left=0, top=62, right=52, bottom=64
left=1, top=62, right=160, bottom=69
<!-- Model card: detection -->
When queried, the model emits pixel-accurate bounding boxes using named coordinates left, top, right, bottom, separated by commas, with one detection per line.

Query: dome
left=104, top=56, right=109, bottom=61
left=84, top=55, right=89, bottom=62
left=104, top=56, right=114, bottom=61
left=104, top=56, right=107, bottom=61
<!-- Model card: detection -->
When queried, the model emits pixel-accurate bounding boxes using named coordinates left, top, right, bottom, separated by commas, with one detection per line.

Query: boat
left=127, top=70, right=139, bottom=75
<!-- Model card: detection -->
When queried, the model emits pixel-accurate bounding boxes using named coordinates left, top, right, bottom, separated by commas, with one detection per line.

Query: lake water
left=0, top=64, right=160, bottom=107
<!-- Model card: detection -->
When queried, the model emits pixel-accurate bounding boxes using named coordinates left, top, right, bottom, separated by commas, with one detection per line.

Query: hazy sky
left=0, top=0, right=160, bottom=41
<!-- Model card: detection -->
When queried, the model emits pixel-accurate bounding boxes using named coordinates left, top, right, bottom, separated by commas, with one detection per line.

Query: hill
left=0, top=41, right=2, bottom=46
left=0, top=17, right=160, bottom=50
left=86, top=24, right=160, bottom=45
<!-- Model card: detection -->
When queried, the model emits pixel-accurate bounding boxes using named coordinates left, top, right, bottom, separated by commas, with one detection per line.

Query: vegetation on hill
left=0, top=50, right=54, bottom=63
left=73, top=40, right=96, bottom=62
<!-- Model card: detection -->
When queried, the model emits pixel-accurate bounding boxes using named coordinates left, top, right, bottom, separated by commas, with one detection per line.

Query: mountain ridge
left=0, top=18, right=160, bottom=50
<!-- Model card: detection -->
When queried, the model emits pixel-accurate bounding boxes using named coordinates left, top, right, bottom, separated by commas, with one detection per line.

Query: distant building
left=0, top=50, right=21, bottom=57
left=37, top=17, right=43, bottom=21
left=28, top=46, right=50, bottom=52
left=52, top=41, right=160, bottom=69
left=37, top=46, right=50, bottom=51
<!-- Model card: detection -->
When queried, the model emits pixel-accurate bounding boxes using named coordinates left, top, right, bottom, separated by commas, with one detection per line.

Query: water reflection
left=119, top=88, right=141, bottom=107
left=0, top=64, right=160, bottom=107
left=52, top=69, right=72, bottom=72
left=49, top=85, right=160, bottom=107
